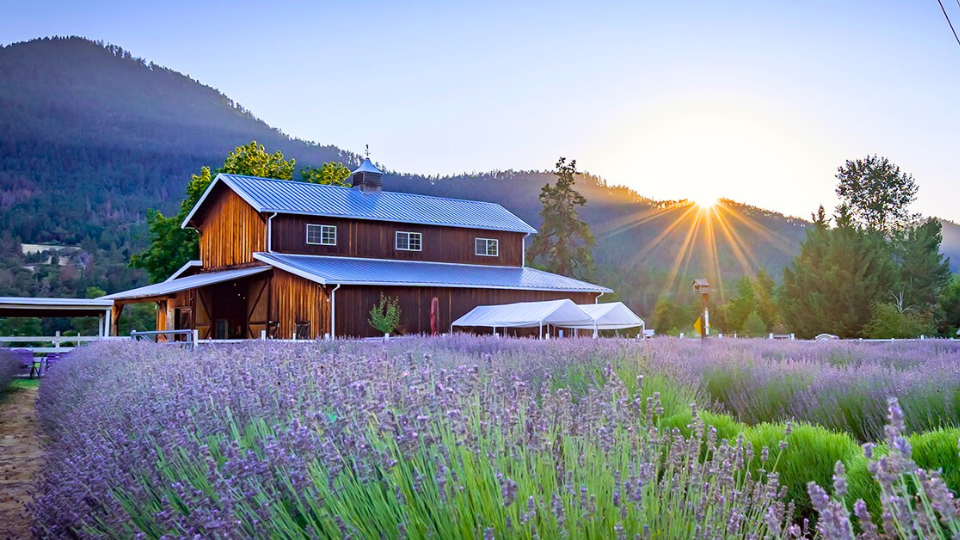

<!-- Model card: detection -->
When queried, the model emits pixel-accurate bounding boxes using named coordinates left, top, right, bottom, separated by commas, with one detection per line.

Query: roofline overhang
left=165, top=260, right=203, bottom=282
left=101, top=266, right=271, bottom=301
left=181, top=174, right=266, bottom=229
left=252, top=253, right=612, bottom=294
left=180, top=174, right=538, bottom=234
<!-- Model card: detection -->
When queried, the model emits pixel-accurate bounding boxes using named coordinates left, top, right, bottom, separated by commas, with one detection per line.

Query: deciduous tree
left=131, top=142, right=295, bottom=282
left=835, top=155, right=918, bottom=234
left=301, top=162, right=351, bottom=186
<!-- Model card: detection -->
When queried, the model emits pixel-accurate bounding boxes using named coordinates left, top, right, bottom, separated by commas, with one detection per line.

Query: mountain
left=0, top=36, right=954, bottom=320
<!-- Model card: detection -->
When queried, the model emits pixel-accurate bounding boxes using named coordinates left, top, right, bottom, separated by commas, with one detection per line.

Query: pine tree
left=893, top=219, right=951, bottom=316
left=528, top=158, right=596, bottom=279
left=780, top=220, right=896, bottom=338
left=741, top=310, right=768, bottom=337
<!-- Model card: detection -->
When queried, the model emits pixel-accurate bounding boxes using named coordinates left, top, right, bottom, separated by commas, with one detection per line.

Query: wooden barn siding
left=335, top=286, right=599, bottom=338
left=197, top=186, right=266, bottom=269
left=269, top=269, right=330, bottom=340
left=271, top=216, right=525, bottom=267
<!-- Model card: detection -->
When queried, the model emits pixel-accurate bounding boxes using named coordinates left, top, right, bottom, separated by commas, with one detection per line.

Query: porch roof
left=254, top=252, right=612, bottom=293
left=0, top=297, right=113, bottom=318
left=101, top=266, right=270, bottom=302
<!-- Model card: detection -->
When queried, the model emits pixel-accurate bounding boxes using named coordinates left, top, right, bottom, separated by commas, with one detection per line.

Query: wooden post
left=701, top=293, right=708, bottom=341
left=110, top=304, right=124, bottom=336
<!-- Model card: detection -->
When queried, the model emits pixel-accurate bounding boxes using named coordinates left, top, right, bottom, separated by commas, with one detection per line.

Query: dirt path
left=0, top=382, right=40, bottom=538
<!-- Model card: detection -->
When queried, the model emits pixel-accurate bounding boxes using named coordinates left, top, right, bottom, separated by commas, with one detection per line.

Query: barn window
left=395, top=231, right=422, bottom=251
left=475, top=238, right=499, bottom=257
left=306, top=224, right=337, bottom=246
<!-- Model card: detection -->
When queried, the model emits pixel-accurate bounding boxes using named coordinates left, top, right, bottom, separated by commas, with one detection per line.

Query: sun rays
left=595, top=198, right=783, bottom=302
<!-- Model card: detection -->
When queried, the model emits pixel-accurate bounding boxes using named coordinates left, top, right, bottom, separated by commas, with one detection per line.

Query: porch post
left=110, top=304, right=124, bottom=336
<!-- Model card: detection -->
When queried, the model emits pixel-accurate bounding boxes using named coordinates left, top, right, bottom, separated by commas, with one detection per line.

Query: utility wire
left=937, top=0, right=960, bottom=49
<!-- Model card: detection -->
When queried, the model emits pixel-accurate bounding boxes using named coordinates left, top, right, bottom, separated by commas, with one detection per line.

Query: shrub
left=846, top=427, right=960, bottom=520
left=742, top=422, right=862, bottom=519
left=658, top=410, right=743, bottom=443
left=810, top=399, right=960, bottom=538
left=368, top=294, right=401, bottom=335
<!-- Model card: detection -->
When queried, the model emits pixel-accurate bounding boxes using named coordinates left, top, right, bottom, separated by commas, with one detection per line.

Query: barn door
left=195, top=289, right=213, bottom=339
left=247, top=276, right=269, bottom=338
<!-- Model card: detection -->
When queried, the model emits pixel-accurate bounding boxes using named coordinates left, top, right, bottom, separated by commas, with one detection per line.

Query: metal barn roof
left=254, top=253, right=611, bottom=293
left=101, top=266, right=270, bottom=301
left=165, top=260, right=202, bottom=282
left=182, top=174, right=537, bottom=234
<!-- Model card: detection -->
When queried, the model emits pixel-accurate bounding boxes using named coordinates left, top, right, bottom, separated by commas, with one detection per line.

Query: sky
left=2, top=0, right=959, bottom=221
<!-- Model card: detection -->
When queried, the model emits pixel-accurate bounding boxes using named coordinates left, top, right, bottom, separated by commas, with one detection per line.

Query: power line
left=937, top=0, right=960, bottom=49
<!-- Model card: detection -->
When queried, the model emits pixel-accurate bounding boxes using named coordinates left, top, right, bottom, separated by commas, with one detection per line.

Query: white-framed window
left=395, top=231, right=422, bottom=251
left=475, top=237, right=499, bottom=257
left=306, top=224, right=337, bottom=246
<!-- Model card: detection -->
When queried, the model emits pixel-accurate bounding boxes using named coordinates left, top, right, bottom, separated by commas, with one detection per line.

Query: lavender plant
left=32, top=339, right=789, bottom=537
left=808, top=398, right=960, bottom=538
left=665, top=338, right=960, bottom=442
left=0, top=348, right=19, bottom=391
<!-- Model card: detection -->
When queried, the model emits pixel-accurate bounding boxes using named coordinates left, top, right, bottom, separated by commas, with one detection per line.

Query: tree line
left=652, top=155, right=958, bottom=339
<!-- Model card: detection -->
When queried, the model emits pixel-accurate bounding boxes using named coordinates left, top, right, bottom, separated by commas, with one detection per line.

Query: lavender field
left=30, top=338, right=960, bottom=537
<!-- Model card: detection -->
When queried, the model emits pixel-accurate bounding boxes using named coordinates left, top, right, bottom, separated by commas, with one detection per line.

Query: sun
left=693, top=196, right=719, bottom=208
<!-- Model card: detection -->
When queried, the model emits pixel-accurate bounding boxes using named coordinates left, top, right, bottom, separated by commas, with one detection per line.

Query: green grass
left=10, top=378, right=40, bottom=389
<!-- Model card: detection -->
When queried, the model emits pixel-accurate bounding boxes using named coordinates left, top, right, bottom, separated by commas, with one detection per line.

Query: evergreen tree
left=528, top=158, right=596, bottom=279
left=938, top=274, right=960, bottom=336
left=724, top=276, right=757, bottom=332
left=754, top=268, right=780, bottom=329
left=741, top=310, right=768, bottom=337
left=131, top=142, right=295, bottom=282
left=780, top=219, right=896, bottom=338
left=893, top=219, right=951, bottom=317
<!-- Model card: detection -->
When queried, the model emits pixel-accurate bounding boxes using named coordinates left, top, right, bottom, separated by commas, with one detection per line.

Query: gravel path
left=0, top=383, right=40, bottom=538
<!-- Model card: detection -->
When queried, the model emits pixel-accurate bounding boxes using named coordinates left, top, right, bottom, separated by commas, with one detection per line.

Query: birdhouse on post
left=692, top=279, right=710, bottom=295
left=692, top=278, right=710, bottom=340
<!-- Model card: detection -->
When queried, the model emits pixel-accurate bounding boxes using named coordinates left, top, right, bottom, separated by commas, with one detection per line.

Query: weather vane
left=365, top=144, right=370, bottom=159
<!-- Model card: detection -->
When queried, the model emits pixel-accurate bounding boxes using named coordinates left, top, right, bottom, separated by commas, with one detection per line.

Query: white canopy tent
left=558, top=302, right=644, bottom=337
left=451, top=299, right=594, bottom=339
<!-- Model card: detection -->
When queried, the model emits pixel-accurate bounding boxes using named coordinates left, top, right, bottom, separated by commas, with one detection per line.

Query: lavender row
left=32, top=339, right=788, bottom=537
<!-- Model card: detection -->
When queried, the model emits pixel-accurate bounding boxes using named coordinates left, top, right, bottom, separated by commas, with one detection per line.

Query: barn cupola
left=350, top=149, right=383, bottom=193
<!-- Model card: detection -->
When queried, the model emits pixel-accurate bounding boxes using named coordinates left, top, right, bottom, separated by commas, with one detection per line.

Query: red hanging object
left=430, top=296, right=439, bottom=336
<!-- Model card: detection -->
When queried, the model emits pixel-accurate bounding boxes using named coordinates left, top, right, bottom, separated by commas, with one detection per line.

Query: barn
left=103, top=159, right=611, bottom=339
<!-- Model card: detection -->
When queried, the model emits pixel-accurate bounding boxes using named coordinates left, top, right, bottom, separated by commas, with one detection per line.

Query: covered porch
left=0, top=297, right=115, bottom=348
left=102, top=266, right=273, bottom=339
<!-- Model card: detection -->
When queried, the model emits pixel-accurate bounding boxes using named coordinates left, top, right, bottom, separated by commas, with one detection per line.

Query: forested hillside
left=1, top=36, right=955, bottom=325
